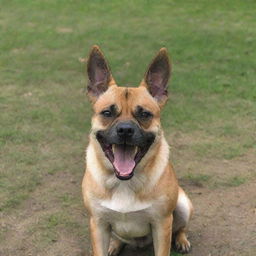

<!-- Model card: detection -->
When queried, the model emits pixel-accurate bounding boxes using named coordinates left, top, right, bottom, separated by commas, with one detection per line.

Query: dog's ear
left=87, top=45, right=115, bottom=102
left=140, top=48, right=171, bottom=107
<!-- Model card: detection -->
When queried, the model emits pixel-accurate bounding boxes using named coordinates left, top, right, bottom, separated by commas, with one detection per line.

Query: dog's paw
left=175, top=239, right=191, bottom=254
left=108, top=238, right=124, bottom=256
left=108, top=246, right=122, bottom=256
left=174, top=232, right=191, bottom=254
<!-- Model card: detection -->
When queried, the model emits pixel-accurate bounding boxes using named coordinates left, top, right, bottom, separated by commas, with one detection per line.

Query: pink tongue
left=113, top=145, right=135, bottom=177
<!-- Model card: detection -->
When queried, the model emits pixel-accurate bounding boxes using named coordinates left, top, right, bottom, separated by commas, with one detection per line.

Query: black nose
left=116, top=122, right=135, bottom=137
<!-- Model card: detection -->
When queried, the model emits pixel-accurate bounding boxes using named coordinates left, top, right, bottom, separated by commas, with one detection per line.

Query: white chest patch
left=99, top=186, right=153, bottom=239
left=100, top=185, right=152, bottom=213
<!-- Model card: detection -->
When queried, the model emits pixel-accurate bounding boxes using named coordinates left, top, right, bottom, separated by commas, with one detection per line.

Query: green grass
left=184, top=173, right=212, bottom=187
left=1, top=0, right=256, bottom=255
left=171, top=252, right=182, bottom=256
left=226, top=176, right=247, bottom=187
left=29, top=211, right=83, bottom=247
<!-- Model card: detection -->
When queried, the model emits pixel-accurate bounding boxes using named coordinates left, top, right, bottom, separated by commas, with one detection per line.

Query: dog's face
left=87, top=46, right=171, bottom=180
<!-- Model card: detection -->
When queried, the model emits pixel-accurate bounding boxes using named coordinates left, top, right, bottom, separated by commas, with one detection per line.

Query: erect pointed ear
left=140, top=48, right=171, bottom=107
left=87, top=45, right=116, bottom=102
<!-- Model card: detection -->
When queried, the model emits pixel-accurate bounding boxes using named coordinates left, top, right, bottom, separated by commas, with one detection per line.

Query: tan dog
left=82, top=46, right=193, bottom=256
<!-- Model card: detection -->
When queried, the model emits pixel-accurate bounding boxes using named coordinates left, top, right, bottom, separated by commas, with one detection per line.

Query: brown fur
left=82, top=46, right=193, bottom=256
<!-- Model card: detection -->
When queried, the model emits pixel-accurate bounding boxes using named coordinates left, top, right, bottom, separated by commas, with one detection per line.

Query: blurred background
left=0, top=0, right=255, bottom=255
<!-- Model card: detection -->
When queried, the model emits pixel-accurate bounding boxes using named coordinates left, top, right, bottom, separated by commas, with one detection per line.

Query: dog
left=82, top=45, right=193, bottom=256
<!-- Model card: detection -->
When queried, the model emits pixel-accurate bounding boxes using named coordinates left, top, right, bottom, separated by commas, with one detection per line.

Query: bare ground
left=1, top=134, right=255, bottom=256
left=120, top=182, right=256, bottom=256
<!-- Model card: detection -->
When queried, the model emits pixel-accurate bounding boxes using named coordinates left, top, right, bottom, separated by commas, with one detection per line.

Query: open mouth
left=97, top=141, right=151, bottom=180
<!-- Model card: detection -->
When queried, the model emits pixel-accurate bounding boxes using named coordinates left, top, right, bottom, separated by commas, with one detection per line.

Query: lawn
left=0, top=0, right=255, bottom=255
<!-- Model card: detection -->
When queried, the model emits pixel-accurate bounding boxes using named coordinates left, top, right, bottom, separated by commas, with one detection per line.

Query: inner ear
left=87, top=45, right=115, bottom=101
left=142, top=48, right=171, bottom=106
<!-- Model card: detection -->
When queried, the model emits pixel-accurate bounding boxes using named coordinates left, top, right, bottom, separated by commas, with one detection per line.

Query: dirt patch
left=184, top=182, right=256, bottom=256
left=56, top=27, right=73, bottom=33
left=118, top=181, right=256, bottom=256
left=1, top=138, right=255, bottom=256
left=0, top=170, right=89, bottom=256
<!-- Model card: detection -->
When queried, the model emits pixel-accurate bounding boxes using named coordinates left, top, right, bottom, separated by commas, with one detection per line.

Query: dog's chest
left=98, top=186, right=153, bottom=239
left=109, top=209, right=151, bottom=239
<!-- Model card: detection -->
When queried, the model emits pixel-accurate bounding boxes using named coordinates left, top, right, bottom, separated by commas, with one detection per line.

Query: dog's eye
left=134, top=106, right=153, bottom=122
left=101, top=110, right=112, bottom=117
left=140, top=111, right=153, bottom=119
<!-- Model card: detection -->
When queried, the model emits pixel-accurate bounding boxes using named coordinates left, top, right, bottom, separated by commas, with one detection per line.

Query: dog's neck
left=86, top=133, right=170, bottom=192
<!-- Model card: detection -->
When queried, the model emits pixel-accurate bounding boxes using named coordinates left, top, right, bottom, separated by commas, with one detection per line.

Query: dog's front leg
left=89, top=217, right=111, bottom=256
left=152, top=214, right=173, bottom=256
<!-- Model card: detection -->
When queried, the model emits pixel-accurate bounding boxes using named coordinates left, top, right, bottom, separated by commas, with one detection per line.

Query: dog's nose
left=116, top=122, right=135, bottom=137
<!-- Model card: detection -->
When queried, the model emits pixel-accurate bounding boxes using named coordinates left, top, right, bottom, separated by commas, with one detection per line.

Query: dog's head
left=86, top=45, right=171, bottom=180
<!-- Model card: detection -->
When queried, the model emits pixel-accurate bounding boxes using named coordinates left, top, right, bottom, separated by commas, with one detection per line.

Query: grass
left=226, top=176, right=247, bottom=187
left=184, top=173, right=212, bottom=187
left=0, top=0, right=256, bottom=255
left=171, top=252, right=182, bottom=256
